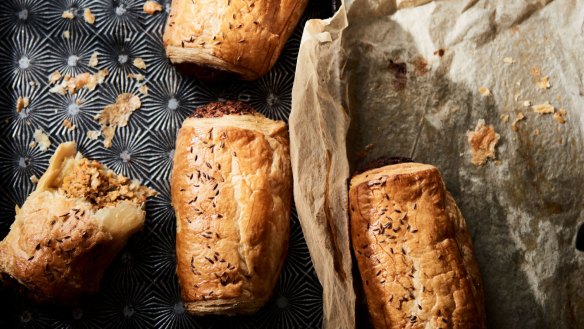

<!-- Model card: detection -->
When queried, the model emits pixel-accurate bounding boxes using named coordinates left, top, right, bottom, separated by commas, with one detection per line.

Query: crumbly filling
left=60, top=158, right=155, bottom=208
left=191, top=101, right=256, bottom=118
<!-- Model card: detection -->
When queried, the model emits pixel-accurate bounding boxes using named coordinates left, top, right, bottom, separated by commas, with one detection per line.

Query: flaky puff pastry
left=171, top=102, right=291, bottom=315
left=350, top=163, right=485, bottom=329
left=163, top=0, right=308, bottom=80
left=0, top=142, right=154, bottom=304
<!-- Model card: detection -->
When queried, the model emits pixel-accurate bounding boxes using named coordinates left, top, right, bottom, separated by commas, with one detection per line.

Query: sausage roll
left=171, top=101, right=291, bottom=314
left=349, top=162, right=485, bottom=329
left=163, top=0, right=309, bottom=80
left=0, top=142, right=155, bottom=303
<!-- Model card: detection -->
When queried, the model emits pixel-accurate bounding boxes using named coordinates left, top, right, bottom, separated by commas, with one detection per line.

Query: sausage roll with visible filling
left=0, top=142, right=155, bottom=303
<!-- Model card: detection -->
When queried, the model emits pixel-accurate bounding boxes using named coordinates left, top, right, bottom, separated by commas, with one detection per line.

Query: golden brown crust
left=171, top=106, right=291, bottom=314
left=163, top=0, right=309, bottom=80
left=349, top=163, right=485, bottom=329
left=0, top=142, right=151, bottom=304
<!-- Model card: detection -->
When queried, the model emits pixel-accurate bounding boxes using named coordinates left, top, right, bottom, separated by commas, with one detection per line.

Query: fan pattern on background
left=0, top=1, right=333, bottom=328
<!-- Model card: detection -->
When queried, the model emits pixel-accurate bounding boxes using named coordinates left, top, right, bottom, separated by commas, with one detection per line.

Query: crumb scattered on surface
left=537, top=76, right=551, bottom=90
left=95, top=94, right=141, bottom=148
left=479, top=87, right=491, bottom=96
left=144, top=1, right=163, bottom=15
left=523, top=100, right=531, bottom=107
left=511, top=112, right=525, bottom=131
left=16, top=96, right=29, bottom=113
left=63, top=119, right=75, bottom=131
left=87, top=130, right=101, bottom=140
left=61, top=158, right=156, bottom=208
left=29, top=81, right=37, bottom=88
left=467, top=119, right=500, bottom=166
left=49, top=71, right=62, bottom=85
left=30, top=175, right=39, bottom=184
left=133, top=58, right=147, bottom=70
left=63, top=30, right=70, bottom=39
left=84, top=8, right=95, bottom=24
left=532, top=102, right=554, bottom=115
left=138, top=84, right=149, bottom=95
left=500, top=114, right=510, bottom=123
left=89, top=52, right=99, bottom=67
left=503, top=57, right=515, bottom=64
left=33, top=129, right=51, bottom=152
left=62, top=10, right=75, bottom=19
left=128, top=73, right=145, bottom=81
left=29, top=141, right=37, bottom=148
left=96, top=69, right=109, bottom=83
left=531, top=67, right=541, bottom=77
left=554, top=108, right=567, bottom=124
left=49, top=69, right=108, bottom=95
left=74, top=73, right=91, bottom=90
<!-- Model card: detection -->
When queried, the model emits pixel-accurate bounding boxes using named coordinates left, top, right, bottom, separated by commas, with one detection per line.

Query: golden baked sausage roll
left=171, top=101, right=291, bottom=314
left=163, top=0, right=309, bottom=80
left=349, top=162, right=485, bottom=329
left=0, top=142, right=155, bottom=303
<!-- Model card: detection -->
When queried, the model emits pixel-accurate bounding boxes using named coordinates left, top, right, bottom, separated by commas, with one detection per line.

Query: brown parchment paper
left=290, top=1, right=584, bottom=328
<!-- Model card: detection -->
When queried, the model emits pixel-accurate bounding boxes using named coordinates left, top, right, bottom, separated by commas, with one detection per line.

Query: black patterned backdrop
left=0, top=1, right=334, bottom=328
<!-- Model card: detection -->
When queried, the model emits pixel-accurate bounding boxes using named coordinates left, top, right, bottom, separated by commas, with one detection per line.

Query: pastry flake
left=95, top=93, right=141, bottom=148
left=467, top=119, right=500, bottom=166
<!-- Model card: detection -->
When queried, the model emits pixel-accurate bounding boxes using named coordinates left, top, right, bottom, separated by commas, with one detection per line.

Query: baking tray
left=0, top=0, right=335, bottom=328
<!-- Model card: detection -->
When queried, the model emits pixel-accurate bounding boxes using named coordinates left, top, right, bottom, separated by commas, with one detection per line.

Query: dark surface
left=0, top=0, right=335, bottom=328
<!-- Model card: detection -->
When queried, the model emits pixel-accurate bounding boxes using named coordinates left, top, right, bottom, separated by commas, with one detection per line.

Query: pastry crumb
left=553, top=108, right=567, bottom=124
left=500, top=114, right=510, bottom=123
left=88, top=52, right=99, bottom=67
left=537, top=76, right=551, bottom=90
left=503, top=57, right=515, bottom=64
left=96, top=68, right=109, bottom=83
left=479, top=87, right=491, bottom=96
left=95, top=93, right=142, bottom=148
left=138, top=84, right=149, bottom=95
left=144, top=1, right=163, bottom=15
left=511, top=112, right=525, bottom=131
left=531, top=67, right=541, bottom=77
left=128, top=73, right=145, bottom=81
left=74, top=73, right=91, bottom=90
left=467, top=120, right=500, bottom=166
left=16, top=96, right=29, bottom=113
left=62, top=10, right=75, bottom=19
left=133, top=58, right=147, bottom=70
left=532, top=102, right=554, bottom=115
left=63, top=119, right=75, bottom=131
left=30, top=175, right=39, bottom=184
left=33, top=129, right=51, bottom=152
left=523, top=100, right=531, bottom=107
left=84, top=8, right=95, bottom=24
left=63, top=30, right=70, bottom=39
left=29, top=80, right=38, bottom=88
left=49, top=71, right=62, bottom=85
left=87, top=130, right=101, bottom=140
left=29, top=141, right=37, bottom=148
